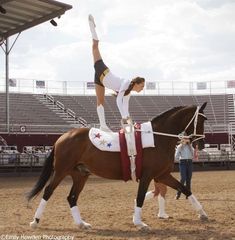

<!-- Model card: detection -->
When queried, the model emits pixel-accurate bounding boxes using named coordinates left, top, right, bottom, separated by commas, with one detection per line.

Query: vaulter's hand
left=121, top=117, right=133, bottom=125
left=126, top=117, right=133, bottom=125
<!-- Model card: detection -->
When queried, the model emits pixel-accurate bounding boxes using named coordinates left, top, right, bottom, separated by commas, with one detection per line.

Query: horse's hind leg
left=30, top=171, right=65, bottom=228
left=67, top=167, right=90, bottom=229
left=157, top=174, right=208, bottom=220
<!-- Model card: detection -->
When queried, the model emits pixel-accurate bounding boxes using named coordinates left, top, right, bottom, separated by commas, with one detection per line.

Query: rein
left=136, top=106, right=206, bottom=142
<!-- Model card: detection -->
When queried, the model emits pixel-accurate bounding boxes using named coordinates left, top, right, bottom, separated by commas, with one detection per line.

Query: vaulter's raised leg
left=30, top=171, right=64, bottom=228
left=133, top=175, right=152, bottom=229
left=157, top=174, right=208, bottom=220
left=67, top=168, right=91, bottom=229
left=89, top=14, right=111, bottom=132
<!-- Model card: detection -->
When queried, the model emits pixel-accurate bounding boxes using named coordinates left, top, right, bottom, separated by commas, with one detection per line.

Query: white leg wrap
left=133, top=206, right=142, bottom=225
left=188, top=194, right=202, bottom=211
left=133, top=202, right=148, bottom=228
left=157, top=195, right=169, bottom=219
left=70, top=206, right=92, bottom=228
left=70, top=206, right=82, bottom=224
left=188, top=194, right=208, bottom=219
left=34, top=198, right=47, bottom=219
left=145, top=191, right=155, bottom=201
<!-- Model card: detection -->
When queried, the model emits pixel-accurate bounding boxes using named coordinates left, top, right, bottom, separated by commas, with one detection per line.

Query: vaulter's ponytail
left=124, top=77, right=145, bottom=96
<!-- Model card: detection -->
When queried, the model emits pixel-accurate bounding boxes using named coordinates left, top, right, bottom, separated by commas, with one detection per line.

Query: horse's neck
left=155, top=107, right=195, bottom=135
left=171, top=107, right=196, bottom=134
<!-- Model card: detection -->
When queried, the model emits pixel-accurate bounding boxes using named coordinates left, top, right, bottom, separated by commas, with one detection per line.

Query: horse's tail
left=27, top=148, right=54, bottom=201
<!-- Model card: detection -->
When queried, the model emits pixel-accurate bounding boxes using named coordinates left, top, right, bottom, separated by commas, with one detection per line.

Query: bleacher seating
left=0, top=93, right=67, bottom=125
left=0, top=93, right=234, bottom=133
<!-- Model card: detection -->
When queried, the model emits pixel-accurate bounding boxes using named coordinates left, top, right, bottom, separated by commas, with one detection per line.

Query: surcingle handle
left=123, top=123, right=137, bottom=156
left=123, top=123, right=137, bottom=180
left=130, top=155, right=136, bottom=181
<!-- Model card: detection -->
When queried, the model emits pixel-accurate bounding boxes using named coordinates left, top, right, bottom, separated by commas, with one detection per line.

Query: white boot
left=30, top=198, right=47, bottom=228
left=157, top=195, right=169, bottom=219
left=88, top=14, right=99, bottom=40
left=97, top=105, right=112, bottom=132
left=71, top=206, right=91, bottom=229
left=133, top=205, right=148, bottom=228
left=188, top=194, right=208, bottom=220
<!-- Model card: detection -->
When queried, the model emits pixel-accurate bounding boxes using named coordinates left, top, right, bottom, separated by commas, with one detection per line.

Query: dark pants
left=177, top=159, right=193, bottom=197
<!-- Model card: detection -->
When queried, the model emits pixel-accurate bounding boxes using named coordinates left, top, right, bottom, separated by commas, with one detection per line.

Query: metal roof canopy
left=0, top=0, right=72, bottom=133
left=0, top=0, right=72, bottom=39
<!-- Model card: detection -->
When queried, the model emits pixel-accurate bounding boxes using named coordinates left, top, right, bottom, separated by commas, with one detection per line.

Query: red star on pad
left=94, top=133, right=101, bottom=139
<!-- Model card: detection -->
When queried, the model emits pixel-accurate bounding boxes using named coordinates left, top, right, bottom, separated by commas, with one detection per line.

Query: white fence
left=1, top=78, right=235, bottom=95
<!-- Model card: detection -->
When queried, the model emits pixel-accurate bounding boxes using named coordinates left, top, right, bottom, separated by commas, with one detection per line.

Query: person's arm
left=117, top=80, right=131, bottom=120
left=116, top=90, right=129, bottom=119
left=122, top=95, right=130, bottom=119
left=175, top=145, right=181, bottom=161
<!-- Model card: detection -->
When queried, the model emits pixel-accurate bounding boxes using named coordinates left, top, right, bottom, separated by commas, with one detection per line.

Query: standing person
left=144, top=181, right=169, bottom=219
left=175, top=138, right=194, bottom=199
left=88, top=14, right=145, bottom=131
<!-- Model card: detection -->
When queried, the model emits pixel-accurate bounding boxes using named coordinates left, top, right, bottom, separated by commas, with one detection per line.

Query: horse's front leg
left=133, top=174, right=152, bottom=229
left=158, top=174, right=208, bottom=220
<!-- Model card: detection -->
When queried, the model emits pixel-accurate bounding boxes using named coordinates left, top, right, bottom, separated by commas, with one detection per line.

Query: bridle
left=181, top=106, right=206, bottom=143
left=136, top=106, right=206, bottom=142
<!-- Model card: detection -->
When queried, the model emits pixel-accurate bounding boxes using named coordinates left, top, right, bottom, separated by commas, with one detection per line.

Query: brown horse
left=28, top=103, right=208, bottom=230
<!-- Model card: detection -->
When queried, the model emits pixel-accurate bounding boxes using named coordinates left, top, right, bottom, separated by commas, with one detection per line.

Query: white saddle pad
left=89, top=121, right=155, bottom=152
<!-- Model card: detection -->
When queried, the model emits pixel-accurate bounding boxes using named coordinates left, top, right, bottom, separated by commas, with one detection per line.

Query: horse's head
left=151, top=103, right=207, bottom=150
left=184, top=102, right=207, bottom=150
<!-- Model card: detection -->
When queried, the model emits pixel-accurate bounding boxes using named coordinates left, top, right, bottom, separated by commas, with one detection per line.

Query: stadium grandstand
left=0, top=1, right=234, bottom=173
left=0, top=78, right=235, bottom=173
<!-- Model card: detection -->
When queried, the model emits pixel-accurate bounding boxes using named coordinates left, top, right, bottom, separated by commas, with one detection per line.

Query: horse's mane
left=151, top=106, right=188, bottom=123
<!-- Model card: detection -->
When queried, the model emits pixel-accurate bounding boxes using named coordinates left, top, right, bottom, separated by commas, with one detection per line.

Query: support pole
left=5, top=38, right=9, bottom=133
left=1, top=34, right=21, bottom=133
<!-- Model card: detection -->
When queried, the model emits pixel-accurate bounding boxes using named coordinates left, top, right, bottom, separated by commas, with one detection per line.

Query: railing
left=44, top=93, right=54, bottom=103
left=0, top=123, right=231, bottom=134
left=0, top=151, right=234, bottom=173
left=43, top=93, right=88, bottom=126
left=55, top=100, right=65, bottom=110
left=0, top=123, right=80, bottom=134
left=1, top=78, right=235, bottom=96
left=0, top=153, right=47, bottom=170
left=204, top=124, right=230, bottom=133
left=66, top=108, right=87, bottom=126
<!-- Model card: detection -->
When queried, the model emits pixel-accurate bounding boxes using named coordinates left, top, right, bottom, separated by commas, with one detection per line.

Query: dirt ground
left=0, top=171, right=235, bottom=240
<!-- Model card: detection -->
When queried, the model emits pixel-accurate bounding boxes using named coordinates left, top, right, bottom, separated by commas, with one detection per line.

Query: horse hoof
left=135, top=222, right=150, bottom=231
left=199, top=214, right=208, bottom=221
left=30, top=220, right=38, bottom=229
left=78, top=221, right=92, bottom=229
left=138, top=224, right=150, bottom=231
left=158, top=214, right=170, bottom=219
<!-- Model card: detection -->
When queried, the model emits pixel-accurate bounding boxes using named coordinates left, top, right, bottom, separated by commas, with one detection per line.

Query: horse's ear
left=200, top=102, right=207, bottom=112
